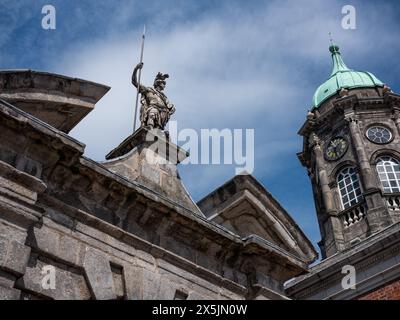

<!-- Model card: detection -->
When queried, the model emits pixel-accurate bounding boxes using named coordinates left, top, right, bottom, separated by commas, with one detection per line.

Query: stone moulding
left=0, top=159, right=46, bottom=228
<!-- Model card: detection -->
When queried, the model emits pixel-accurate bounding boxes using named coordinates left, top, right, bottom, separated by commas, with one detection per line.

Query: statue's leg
left=146, top=109, right=157, bottom=129
left=159, top=111, right=167, bottom=130
left=154, top=110, right=162, bottom=130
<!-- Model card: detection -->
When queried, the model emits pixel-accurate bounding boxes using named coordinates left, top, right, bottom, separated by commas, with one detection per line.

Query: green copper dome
left=312, top=44, right=384, bottom=108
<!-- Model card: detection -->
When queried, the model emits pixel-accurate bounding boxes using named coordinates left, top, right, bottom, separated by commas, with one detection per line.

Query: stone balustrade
left=384, top=193, right=400, bottom=214
left=341, top=202, right=367, bottom=228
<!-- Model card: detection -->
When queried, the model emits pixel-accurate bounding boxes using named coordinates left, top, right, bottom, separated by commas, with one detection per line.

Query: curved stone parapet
left=0, top=70, right=110, bottom=133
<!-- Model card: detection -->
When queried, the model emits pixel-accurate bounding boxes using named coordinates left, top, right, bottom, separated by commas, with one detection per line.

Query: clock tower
left=298, top=44, right=400, bottom=258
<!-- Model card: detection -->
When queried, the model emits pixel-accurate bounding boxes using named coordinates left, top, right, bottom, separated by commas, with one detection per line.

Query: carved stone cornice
left=333, top=94, right=358, bottom=110
left=357, top=97, right=384, bottom=107
left=384, top=92, right=400, bottom=108
left=344, top=113, right=359, bottom=125
left=0, top=160, right=46, bottom=228
left=298, top=117, right=317, bottom=137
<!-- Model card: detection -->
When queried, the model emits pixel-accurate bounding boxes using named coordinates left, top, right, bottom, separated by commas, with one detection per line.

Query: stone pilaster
left=310, top=134, right=344, bottom=255
left=345, top=115, right=391, bottom=232
left=345, top=115, right=376, bottom=190
left=391, top=111, right=400, bottom=136
left=311, top=134, right=336, bottom=214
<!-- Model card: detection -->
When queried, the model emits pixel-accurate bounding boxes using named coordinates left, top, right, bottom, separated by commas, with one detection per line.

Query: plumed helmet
left=154, top=72, right=169, bottom=87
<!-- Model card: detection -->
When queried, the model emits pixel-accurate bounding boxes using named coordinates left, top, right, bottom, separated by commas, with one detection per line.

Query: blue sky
left=2, top=0, right=400, bottom=256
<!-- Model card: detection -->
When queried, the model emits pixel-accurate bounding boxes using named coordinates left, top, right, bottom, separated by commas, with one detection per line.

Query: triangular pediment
left=198, top=175, right=317, bottom=264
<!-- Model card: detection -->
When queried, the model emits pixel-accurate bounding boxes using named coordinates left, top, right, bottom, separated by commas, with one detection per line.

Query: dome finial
left=328, top=39, right=349, bottom=76
left=328, top=32, right=334, bottom=45
left=328, top=32, right=340, bottom=54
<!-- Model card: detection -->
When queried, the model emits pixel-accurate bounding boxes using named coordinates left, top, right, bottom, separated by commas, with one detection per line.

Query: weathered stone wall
left=0, top=150, right=247, bottom=300
left=8, top=215, right=245, bottom=300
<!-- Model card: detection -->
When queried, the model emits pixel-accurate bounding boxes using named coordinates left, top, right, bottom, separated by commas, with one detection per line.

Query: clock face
left=366, top=126, right=392, bottom=144
left=325, top=137, right=348, bottom=161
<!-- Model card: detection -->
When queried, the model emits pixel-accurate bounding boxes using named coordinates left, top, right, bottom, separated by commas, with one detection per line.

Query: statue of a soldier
left=132, top=62, right=175, bottom=131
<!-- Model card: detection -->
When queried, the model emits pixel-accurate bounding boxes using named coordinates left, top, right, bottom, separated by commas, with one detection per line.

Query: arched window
left=337, top=167, right=363, bottom=209
left=376, top=156, right=400, bottom=193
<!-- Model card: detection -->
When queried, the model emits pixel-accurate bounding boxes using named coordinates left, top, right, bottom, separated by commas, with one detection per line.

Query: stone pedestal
left=103, top=127, right=202, bottom=215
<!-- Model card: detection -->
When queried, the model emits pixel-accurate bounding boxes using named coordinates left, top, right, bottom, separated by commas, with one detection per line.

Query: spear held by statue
left=132, top=25, right=146, bottom=132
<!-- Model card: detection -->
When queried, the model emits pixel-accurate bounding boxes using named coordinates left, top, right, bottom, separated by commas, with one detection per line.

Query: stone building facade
left=0, top=43, right=400, bottom=300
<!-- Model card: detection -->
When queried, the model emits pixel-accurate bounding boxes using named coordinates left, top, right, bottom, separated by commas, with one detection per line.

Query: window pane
left=382, top=181, right=390, bottom=188
left=376, top=156, right=400, bottom=194
left=337, top=167, right=362, bottom=210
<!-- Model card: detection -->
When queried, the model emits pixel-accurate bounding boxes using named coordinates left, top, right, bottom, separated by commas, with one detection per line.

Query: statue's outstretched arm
left=132, top=62, right=146, bottom=92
